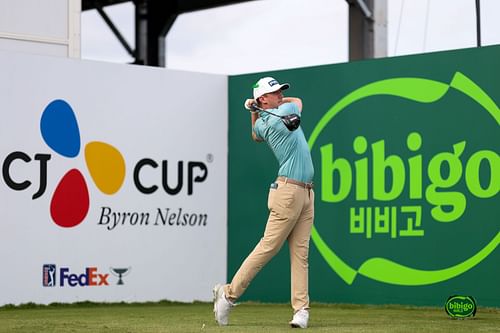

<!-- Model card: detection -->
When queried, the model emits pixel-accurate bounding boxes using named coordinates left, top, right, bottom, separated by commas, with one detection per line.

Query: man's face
left=259, top=89, right=283, bottom=109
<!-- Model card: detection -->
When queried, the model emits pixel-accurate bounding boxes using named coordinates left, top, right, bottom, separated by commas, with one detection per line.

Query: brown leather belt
left=276, top=176, right=314, bottom=189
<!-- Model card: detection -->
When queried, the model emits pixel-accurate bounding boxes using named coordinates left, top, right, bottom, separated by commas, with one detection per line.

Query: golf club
left=250, top=103, right=301, bottom=131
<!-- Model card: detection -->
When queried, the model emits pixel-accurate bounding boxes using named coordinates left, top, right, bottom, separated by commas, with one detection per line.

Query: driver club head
left=281, top=114, right=301, bottom=131
left=249, top=102, right=300, bottom=131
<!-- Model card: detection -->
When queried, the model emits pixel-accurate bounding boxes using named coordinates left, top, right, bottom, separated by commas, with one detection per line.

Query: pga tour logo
left=42, top=264, right=130, bottom=287
left=42, top=264, right=57, bottom=287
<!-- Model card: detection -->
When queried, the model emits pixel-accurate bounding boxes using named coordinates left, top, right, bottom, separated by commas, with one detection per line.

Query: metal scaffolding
left=82, top=0, right=388, bottom=67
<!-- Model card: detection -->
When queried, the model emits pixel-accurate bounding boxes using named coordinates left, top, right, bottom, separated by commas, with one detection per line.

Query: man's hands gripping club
left=244, top=98, right=301, bottom=132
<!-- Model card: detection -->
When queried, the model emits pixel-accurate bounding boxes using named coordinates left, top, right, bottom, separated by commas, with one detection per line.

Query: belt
left=276, top=176, right=314, bottom=189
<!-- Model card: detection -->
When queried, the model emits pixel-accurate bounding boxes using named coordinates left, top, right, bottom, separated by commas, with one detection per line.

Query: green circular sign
left=445, top=295, right=477, bottom=318
left=308, top=72, right=500, bottom=286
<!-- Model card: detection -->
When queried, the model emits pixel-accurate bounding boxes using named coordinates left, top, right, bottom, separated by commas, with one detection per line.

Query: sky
left=80, top=0, right=500, bottom=75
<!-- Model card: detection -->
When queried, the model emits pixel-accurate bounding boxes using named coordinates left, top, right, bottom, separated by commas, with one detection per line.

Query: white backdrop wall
left=0, top=0, right=81, bottom=58
left=0, top=50, right=227, bottom=305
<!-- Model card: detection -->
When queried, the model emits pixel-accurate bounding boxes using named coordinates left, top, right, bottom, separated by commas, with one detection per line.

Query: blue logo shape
left=40, top=99, right=81, bottom=158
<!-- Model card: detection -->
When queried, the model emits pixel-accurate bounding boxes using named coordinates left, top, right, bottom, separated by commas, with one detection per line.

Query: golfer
left=214, top=77, right=314, bottom=328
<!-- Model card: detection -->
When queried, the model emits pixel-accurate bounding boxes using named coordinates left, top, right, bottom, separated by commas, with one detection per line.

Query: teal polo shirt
left=253, top=102, right=314, bottom=183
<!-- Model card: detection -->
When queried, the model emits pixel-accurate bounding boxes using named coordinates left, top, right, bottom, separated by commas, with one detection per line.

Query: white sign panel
left=0, top=0, right=81, bottom=58
left=0, top=51, right=227, bottom=305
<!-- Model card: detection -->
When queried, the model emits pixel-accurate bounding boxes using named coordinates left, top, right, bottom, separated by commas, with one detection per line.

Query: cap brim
left=268, top=83, right=290, bottom=94
left=279, top=83, right=290, bottom=90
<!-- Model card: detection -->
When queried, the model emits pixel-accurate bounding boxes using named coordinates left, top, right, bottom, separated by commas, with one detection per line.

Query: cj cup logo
left=3, top=99, right=126, bottom=228
left=309, top=72, right=500, bottom=286
left=40, top=100, right=126, bottom=228
left=3, top=99, right=210, bottom=229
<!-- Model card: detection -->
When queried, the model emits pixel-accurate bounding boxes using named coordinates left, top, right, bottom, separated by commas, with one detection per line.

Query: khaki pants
left=224, top=179, right=314, bottom=312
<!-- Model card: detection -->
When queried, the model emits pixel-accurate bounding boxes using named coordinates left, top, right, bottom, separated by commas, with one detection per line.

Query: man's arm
left=282, top=97, right=303, bottom=113
left=251, top=111, right=264, bottom=142
left=244, top=98, right=264, bottom=142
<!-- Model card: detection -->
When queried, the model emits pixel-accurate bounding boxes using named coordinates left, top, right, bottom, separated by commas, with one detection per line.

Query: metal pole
left=135, top=0, right=148, bottom=65
left=347, top=0, right=387, bottom=60
left=95, top=5, right=135, bottom=58
left=476, top=0, right=481, bottom=47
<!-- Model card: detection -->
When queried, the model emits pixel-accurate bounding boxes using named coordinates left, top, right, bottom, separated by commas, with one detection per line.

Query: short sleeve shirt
left=253, top=102, right=314, bottom=183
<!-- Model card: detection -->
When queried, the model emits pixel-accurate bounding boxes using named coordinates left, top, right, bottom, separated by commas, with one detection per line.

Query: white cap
left=253, top=77, right=290, bottom=100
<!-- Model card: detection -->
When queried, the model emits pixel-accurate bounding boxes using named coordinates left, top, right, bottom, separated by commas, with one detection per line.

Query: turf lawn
left=0, top=301, right=498, bottom=332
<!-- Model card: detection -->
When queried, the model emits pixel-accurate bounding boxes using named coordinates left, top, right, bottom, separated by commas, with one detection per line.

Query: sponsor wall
left=228, top=46, right=500, bottom=307
left=0, top=50, right=227, bottom=305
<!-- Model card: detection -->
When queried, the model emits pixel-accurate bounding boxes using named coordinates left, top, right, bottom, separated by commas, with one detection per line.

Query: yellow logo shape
left=85, top=141, right=126, bottom=195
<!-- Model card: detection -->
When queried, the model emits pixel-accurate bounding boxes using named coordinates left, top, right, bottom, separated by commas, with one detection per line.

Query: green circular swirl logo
left=308, top=72, right=500, bottom=286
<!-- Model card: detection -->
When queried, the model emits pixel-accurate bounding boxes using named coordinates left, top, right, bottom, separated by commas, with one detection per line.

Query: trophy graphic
left=110, top=267, right=131, bottom=285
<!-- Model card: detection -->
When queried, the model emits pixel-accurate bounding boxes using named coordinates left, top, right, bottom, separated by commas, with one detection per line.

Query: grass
left=0, top=301, right=499, bottom=333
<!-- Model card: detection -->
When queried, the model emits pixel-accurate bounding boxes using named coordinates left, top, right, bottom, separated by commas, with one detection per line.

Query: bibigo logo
left=309, top=72, right=500, bottom=286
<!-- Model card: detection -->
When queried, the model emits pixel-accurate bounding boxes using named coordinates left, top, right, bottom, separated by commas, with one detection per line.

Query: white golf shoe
left=289, top=308, right=309, bottom=328
left=213, top=284, right=233, bottom=326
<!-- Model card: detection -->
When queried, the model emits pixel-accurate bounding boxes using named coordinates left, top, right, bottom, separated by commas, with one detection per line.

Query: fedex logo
left=43, top=265, right=109, bottom=287
left=60, top=267, right=109, bottom=287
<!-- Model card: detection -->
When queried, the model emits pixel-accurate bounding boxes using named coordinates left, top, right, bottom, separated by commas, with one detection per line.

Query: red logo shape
left=50, top=169, right=90, bottom=228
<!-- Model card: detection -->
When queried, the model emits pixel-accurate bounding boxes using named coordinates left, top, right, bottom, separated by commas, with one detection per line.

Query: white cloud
left=81, top=0, right=500, bottom=74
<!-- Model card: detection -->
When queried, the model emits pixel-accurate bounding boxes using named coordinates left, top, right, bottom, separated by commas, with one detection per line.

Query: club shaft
left=252, top=104, right=281, bottom=118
